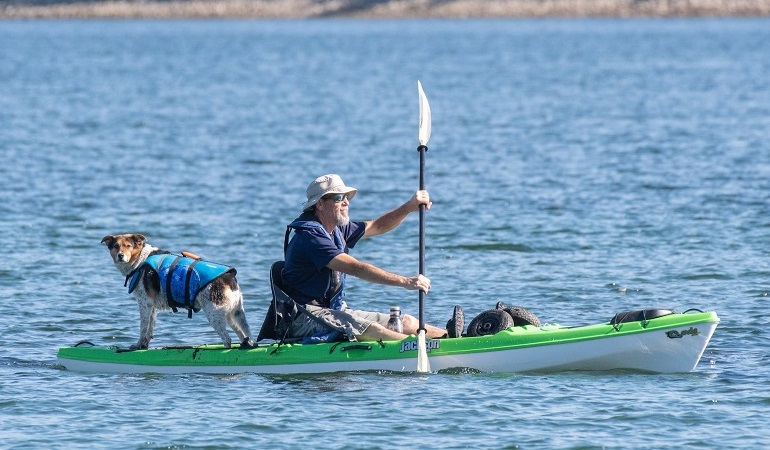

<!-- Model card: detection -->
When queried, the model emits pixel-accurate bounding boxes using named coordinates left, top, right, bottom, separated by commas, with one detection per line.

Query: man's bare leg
left=402, top=315, right=447, bottom=338
left=359, top=322, right=408, bottom=341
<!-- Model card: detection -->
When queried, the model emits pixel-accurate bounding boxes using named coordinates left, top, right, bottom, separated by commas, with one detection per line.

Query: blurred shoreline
left=2, top=0, right=770, bottom=19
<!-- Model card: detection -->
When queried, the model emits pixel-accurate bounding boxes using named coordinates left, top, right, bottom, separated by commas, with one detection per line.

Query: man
left=281, top=173, right=463, bottom=342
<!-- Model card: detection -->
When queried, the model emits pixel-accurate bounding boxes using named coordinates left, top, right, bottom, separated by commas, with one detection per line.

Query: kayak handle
left=340, top=344, right=372, bottom=352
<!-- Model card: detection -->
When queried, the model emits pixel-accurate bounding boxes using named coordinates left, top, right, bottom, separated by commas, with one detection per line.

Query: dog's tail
left=181, top=250, right=201, bottom=260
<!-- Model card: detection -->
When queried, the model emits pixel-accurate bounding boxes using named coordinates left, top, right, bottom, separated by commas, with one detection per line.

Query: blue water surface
left=0, top=18, right=769, bottom=448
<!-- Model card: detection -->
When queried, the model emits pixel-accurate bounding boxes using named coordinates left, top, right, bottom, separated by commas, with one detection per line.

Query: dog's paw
left=240, top=338, right=256, bottom=349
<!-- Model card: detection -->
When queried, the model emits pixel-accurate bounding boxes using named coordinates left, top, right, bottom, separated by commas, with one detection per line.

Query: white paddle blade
left=416, top=330, right=431, bottom=373
left=418, top=80, right=431, bottom=146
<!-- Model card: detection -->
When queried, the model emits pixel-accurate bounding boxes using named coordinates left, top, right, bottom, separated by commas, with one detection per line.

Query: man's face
left=317, top=193, right=350, bottom=227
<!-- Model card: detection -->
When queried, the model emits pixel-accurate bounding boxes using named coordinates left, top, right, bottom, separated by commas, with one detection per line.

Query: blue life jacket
left=284, top=220, right=347, bottom=344
left=285, top=220, right=347, bottom=312
left=127, top=253, right=235, bottom=318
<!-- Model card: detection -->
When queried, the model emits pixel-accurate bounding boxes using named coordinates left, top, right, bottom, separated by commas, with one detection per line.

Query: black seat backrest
left=257, top=261, right=294, bottom=342
left=270, top=261, right=286, bottom=290
left=258, top=261, right=345, bottom=344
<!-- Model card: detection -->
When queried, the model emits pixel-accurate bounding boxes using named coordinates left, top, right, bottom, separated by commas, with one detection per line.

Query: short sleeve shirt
left=283, top=213, right=366, bottom=305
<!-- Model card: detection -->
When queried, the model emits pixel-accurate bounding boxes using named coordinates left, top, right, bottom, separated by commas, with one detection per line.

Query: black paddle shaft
left=418, top=144, right=427, bottom=332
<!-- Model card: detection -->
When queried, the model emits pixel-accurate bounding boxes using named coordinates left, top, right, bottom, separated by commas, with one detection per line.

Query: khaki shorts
left=288, top=303, right=390, bottom=339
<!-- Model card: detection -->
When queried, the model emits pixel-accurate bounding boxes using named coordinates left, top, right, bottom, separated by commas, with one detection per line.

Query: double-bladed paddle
left=416, top=81, right=431, bottom=373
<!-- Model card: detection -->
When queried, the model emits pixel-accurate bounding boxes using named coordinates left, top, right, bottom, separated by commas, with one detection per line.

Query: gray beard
left=335, top=212, right=350, bottom=227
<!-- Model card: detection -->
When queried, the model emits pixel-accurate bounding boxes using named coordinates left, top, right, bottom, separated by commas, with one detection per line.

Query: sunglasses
left=323, top=193, right=349, bottom=203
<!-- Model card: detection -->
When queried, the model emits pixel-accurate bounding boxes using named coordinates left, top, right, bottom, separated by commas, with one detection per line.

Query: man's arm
left=363, top=190, right=431, bottom=238
left=327, top=253, right=431, bottom=292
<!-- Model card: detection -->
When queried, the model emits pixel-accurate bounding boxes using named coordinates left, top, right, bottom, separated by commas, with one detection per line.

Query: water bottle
left=387, top=306, right=403, bottom=333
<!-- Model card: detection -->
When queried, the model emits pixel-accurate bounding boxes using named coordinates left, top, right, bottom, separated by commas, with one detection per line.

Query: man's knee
left=401, top=314, right=419, bottom=331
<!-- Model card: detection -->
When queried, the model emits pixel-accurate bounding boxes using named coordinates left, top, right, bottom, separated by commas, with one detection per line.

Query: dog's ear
left=101, top=235, right=115, bottom=247
left=131, top=234, right=147, bottom=247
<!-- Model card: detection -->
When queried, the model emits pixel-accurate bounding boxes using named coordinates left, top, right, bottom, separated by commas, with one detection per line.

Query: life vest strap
left=165, top=255, right=183, bottom=313
left=184, top=260, right=200, bottom=318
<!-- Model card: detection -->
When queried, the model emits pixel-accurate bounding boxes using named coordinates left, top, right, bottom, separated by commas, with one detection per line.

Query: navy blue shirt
left=283, top=212, right=366, bottom=306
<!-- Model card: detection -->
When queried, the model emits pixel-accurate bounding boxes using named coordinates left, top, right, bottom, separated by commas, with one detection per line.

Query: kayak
left=57, top=310, right=718, bottom=375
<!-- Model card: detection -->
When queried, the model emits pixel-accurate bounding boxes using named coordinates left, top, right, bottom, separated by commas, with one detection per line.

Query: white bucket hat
left=302, top=174, right=358, bottom=211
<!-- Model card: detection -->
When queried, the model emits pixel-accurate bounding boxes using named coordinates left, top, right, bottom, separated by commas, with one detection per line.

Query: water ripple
left=0, top=18, right=769, bottom=449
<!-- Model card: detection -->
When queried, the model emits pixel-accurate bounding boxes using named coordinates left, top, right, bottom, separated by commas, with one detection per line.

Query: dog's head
left=101, top=234, right=147, bottom=268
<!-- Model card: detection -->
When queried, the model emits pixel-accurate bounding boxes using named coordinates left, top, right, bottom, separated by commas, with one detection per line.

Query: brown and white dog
left=101, top=233, right=255, bottom=350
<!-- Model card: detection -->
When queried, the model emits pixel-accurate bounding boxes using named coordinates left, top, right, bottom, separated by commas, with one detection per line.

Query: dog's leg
left=226, top=292, right=255, bottom=348
left=201, top=302, right=232, bottom=348
left=132, top=300, right=154, bottom=350
left=146, top=308, right=157, bottom=347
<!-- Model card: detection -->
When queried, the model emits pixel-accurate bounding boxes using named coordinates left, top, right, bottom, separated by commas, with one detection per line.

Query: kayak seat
left=256, top=261, right=344, bottom=344
left=256, top=261, right=300, bottom=342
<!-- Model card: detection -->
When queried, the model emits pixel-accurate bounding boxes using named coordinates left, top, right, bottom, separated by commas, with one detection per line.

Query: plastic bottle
left=387, top=306, right=403, bottom=333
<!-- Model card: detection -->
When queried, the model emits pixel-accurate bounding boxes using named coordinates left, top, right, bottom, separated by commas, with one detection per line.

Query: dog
left=101, top=233, right=255, bottom=350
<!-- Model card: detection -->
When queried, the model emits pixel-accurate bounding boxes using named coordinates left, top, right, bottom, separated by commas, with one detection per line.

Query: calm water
left=1, top=18, right=769, bottom=448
